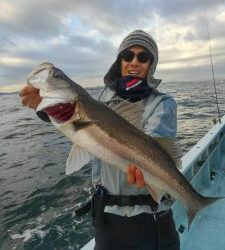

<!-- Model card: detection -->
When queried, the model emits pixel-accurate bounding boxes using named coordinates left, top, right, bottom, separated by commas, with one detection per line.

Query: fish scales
left=26, top=62, right=224, bottom=227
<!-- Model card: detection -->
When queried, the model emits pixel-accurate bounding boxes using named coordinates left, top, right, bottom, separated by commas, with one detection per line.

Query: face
left=120, top=45, right=151, bottom=78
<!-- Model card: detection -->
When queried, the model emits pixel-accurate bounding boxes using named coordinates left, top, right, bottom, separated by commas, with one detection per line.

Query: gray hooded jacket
left=91, top=86, right=177, bottom=216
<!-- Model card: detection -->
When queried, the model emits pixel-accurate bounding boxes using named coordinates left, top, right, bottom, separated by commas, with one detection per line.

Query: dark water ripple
left=0, top=81, right=225, bottom=249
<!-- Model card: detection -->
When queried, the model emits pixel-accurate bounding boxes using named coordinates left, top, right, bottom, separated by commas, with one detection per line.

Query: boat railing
left=173, top=116, right=225, bottom=241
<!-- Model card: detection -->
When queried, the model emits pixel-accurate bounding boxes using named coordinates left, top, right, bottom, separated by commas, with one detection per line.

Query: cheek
left=141, top=63, right=150, bottom=77
left=121, top=61, right=128, bottom=77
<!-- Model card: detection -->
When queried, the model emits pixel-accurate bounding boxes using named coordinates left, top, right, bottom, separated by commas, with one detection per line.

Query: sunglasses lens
left=137, top=52, right=150, bottom=63
left=121, top=50, right=134, bottom=62
left=120, top=50, right=150, bottom=63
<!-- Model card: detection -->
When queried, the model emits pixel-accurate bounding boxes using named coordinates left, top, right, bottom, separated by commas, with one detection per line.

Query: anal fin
left=146, top=184, right=165, bottom=203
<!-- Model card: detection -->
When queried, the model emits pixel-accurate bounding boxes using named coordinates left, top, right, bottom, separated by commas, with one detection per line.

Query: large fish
left=26, top=62, right=221, bottom=226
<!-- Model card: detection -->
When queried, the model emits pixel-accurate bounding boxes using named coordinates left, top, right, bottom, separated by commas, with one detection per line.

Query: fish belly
left=60, top=124, right=131, bottom=173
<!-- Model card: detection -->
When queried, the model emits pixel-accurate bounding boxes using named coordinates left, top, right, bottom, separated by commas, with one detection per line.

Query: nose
left=130, top=55, right=140, bottom=65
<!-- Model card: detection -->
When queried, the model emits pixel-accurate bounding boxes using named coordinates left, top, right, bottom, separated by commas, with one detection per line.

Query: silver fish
left=26, top=62, right=222, bottom=226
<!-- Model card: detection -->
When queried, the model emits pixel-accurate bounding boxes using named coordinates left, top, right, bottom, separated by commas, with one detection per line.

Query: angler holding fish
left=20, top=30, right=221, bottom=250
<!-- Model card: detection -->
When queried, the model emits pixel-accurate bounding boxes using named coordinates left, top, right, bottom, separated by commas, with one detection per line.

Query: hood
left=104, top=30, right=162, bottom=90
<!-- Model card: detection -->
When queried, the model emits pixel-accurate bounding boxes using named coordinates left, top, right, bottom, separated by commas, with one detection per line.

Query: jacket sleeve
left=143, top=97, right=177, bottom=137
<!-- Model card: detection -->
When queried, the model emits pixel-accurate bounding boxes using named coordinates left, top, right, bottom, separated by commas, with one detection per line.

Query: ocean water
left=0, top=80, right=225, bottom=250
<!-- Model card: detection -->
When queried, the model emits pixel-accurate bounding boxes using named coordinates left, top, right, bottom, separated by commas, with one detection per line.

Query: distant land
left=0, top=83, right=103, bottom=94
left=0, top=84, right=26, bottom=93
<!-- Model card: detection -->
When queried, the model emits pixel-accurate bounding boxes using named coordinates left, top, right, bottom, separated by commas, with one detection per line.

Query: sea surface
left=1, top=80, right=225, bottom=250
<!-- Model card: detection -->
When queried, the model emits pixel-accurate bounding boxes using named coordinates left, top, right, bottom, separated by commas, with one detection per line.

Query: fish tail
left=187, top=196, right=222, bottom=227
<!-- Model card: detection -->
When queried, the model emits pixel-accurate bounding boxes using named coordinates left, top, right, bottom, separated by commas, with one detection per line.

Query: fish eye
left=53, top=70, right=63, bottom=79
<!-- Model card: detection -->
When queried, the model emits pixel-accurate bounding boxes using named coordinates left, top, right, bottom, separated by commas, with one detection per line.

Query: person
left=20, top=30, right=180, bottom=250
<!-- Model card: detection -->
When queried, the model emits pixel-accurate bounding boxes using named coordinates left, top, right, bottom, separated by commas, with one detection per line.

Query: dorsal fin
left=107, top=98, right=183, bottom=168
left=108, top=99, right=144, bottom=130
left=154, top=137, right=183, bottom=169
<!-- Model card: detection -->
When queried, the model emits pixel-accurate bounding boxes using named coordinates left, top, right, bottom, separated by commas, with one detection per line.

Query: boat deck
left=180, top=168, right=225, bottom=250
left=173, top=118, right=225, bottom=250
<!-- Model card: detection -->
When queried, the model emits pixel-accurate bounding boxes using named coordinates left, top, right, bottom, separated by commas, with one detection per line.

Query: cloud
left=0, top=0, right=225, bottom=86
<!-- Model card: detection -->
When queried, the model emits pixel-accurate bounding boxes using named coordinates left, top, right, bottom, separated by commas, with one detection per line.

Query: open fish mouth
left=44, top=103, right=75, bottom=123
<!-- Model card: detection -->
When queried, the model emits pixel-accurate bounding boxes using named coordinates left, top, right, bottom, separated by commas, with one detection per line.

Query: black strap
left=106, top=194, right=158, bottom=208
left=75, top=194, right=159, bottom=217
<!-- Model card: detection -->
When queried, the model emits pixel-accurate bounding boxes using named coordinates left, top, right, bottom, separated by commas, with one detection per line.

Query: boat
left=81, top=115, right=225, bottom=250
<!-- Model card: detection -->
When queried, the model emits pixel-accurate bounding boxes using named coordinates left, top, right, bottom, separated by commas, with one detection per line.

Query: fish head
left=27, top=62, right=80, bottom=126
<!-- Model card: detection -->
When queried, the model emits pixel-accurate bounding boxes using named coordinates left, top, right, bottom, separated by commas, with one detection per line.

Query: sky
left=1, top=0, right=225, bottom=89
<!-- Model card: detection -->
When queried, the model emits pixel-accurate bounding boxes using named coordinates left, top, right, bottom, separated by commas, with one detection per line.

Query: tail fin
left=187, top=197, right=222, bottom=228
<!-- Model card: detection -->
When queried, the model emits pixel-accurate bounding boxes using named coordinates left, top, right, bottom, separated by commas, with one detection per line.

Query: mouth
left=128, top=70, right=140, bottom=76
left=44, top=103, right=75, bottom=123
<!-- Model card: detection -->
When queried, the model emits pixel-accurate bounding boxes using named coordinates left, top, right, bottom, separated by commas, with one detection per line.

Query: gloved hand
left=127, top=164, right=145, bottom=188
left=20, top=85, right=42, bottom=110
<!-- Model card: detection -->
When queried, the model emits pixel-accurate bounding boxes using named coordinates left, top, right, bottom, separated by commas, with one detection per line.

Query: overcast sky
left=1, top=0, right=225, bottom=88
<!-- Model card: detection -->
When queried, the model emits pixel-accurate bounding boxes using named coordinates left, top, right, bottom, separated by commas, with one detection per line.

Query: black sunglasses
left=120, top=50, right=151, bottom=63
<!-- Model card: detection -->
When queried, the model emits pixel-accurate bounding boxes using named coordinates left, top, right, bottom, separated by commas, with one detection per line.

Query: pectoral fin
left=73, top=120, right=94, bottom=131
left=66, top=145, right=92, bottom=175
